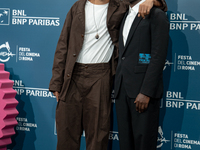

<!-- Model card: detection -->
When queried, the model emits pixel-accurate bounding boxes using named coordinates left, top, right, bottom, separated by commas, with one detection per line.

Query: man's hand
left=53, top=91, right=60, bottom=102
left=138, top=0, right=154, bottom=19
left=134, top=93, right=150, bottom=113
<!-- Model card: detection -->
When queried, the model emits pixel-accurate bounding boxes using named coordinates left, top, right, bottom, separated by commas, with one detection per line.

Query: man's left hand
left=134, top=93, right=150, bottom=113
left=138, top=0, right=154, bottom=19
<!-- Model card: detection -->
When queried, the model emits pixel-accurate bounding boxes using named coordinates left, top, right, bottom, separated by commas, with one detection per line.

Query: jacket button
left=122, top=57, right=125, bottom=60
left=81, top=34, right=84, bottom=38
left=67, top=74, right=70, bottom=77
left=85, top=65, right=88, bottom=69
left=73, top=54, right=76, bottom=57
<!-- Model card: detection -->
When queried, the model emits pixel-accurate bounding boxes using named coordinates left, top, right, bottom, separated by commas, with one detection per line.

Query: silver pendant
left=95, top=34, right=99, bottom=39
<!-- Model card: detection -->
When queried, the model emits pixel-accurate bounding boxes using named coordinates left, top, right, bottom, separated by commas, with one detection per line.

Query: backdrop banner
left=0, top=0, right=200, bottom=150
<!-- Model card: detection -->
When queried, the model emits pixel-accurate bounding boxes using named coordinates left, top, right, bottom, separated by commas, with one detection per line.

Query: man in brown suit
left=49, top=0, right=167, bottom=150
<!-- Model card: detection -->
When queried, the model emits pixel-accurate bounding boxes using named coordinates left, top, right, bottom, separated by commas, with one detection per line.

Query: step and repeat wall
left=0, top=0, right=200, bottom=150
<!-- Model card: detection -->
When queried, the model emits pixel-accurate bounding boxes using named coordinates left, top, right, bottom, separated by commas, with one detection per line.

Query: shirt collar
left=129, top=0, right=146, bottom=14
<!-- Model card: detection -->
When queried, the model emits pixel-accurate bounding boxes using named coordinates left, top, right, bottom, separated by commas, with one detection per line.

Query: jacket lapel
left=119, top=11, right=129, bottom=51
left=123, top=15, right=142, bottom=53
left=107, top=0, right=119, bottom=24
left=77, top=0, right=87, bottom=29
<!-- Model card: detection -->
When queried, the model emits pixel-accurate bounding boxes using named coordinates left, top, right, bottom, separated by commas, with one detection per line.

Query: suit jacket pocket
left=134, top=66, right=148, bottom=73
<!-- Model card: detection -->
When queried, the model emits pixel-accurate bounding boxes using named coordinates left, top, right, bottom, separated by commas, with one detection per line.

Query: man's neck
left=89, top=0, right=110, bottom=5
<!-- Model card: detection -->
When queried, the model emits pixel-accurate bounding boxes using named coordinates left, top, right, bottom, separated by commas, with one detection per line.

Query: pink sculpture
left=0, top=63, right=19, bottom=150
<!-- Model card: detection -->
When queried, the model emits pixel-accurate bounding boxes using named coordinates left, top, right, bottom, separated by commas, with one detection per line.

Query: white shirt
left=76, top=1, right=114, bottom=64
left=123, top=0, right=145, bottom=46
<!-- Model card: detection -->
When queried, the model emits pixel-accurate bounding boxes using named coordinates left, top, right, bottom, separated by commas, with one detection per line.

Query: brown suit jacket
left=49, top=0, right=167, bottom=101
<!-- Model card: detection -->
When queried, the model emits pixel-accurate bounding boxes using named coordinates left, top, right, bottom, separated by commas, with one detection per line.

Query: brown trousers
left=56, top=63, right=111, bottom=150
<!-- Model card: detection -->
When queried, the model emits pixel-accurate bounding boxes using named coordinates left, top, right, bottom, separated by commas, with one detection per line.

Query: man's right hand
left=134, top=93, right=150, bottom=113
left=53, top=91, right=60, bottom=102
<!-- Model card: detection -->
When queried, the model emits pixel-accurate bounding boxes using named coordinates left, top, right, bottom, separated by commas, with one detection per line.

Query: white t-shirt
left=76, top=1, right=114, bottom=64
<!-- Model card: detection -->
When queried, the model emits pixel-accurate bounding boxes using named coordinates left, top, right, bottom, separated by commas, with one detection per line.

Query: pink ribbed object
left=0, top=63, right=19, bottom=150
